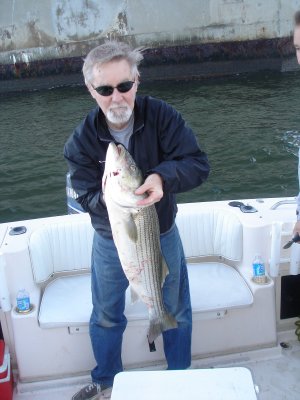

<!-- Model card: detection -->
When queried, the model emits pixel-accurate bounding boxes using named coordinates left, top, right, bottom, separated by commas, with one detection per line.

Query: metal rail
left=270, top=199, right=297, bottom=210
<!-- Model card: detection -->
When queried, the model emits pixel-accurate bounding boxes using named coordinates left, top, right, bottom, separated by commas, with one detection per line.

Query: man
left=64, top=41, right=210, bottom=400
left=293, top=11, right=300, bottom=239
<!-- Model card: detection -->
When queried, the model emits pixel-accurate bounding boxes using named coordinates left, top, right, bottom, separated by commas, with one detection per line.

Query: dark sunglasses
left=93, top=80, right=135, bottom=96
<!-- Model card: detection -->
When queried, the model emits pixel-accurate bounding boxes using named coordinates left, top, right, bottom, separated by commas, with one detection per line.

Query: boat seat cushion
left=175, top=207, right=243, bottom=261
left=38, top=262, right=253, bottom=328
left=188, top=262, right=253, bottom=312
left=29, top=207, right=242, bottom=285
left=29, top=220, right=94, bottom=283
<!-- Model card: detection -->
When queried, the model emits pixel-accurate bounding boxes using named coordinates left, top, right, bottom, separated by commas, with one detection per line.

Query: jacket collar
left=96, top=95, right=145, bottom=142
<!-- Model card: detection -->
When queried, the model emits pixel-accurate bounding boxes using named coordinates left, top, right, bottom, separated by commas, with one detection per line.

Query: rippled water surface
left=1, top=71, right=300, bottom=223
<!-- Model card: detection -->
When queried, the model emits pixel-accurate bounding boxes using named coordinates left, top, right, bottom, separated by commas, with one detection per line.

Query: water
left=1, top=71, right=300, bottom=224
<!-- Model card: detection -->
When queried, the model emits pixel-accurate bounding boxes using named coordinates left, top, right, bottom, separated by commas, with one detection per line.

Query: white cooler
left=111, top=367, right=257, bottom=400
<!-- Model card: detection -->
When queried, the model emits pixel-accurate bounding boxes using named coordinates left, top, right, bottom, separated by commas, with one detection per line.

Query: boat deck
left=13, top=330, right=300, bottom=400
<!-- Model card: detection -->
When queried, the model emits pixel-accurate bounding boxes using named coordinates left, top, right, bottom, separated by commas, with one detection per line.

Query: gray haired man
left=64, top=41, right=210, bottom=400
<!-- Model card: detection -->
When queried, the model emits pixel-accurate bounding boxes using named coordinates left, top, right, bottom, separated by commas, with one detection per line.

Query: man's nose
left=111, top=88, right=123, bottom=102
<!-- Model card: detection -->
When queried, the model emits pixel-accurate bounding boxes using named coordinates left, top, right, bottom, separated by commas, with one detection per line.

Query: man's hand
left=135, top=173, right=163, bottom=206
left=293, top=220, right=300, bottom=243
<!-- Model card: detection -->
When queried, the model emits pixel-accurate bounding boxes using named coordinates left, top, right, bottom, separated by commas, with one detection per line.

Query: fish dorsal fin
left=161, top=256, right=169, bottom=287
left=124, top=213, right=138, bottom=242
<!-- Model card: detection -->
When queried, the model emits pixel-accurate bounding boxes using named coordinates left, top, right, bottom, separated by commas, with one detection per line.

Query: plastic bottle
left=16, top=289, right=30, bottom=312
left=252, top=255, right=266, bottom=284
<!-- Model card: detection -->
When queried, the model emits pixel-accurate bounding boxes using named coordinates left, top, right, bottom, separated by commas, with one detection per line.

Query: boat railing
left=270, top=198, right=297, bottom=210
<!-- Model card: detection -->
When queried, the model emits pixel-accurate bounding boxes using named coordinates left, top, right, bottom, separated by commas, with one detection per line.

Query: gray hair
left=295, top=11, right=300, bottom=26
left=82, top=41, right=144, bottom=85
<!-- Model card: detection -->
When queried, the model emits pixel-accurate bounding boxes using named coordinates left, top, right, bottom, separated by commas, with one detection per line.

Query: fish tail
left=148, top=313, right=178, bottom=343
left=147, top=321, right=162, bottom=344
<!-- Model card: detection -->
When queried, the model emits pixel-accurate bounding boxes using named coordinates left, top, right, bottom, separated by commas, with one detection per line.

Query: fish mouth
left=109, top=142, right=125, bottom=159
left=116, top=144, right=125, bottom=157
left=116, top=144, right=124, bottom=157
left=103, top=142, right=126, bottom=187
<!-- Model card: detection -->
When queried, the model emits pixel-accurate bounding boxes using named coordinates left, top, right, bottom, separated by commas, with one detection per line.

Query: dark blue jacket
left=64, top=95, right=210, bottom=237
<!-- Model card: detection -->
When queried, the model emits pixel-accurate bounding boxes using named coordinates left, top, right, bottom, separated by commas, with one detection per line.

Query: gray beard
left=106, top=106, right=133, bottom=125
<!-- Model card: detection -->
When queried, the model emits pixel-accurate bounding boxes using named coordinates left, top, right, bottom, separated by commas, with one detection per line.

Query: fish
left=102, top=142, right=177, bottom=343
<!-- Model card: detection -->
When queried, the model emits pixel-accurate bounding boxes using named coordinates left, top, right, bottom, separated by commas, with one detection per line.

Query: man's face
left=88, top=59, right=138, bottom=130
left=294, top=25, right=300, bottom=64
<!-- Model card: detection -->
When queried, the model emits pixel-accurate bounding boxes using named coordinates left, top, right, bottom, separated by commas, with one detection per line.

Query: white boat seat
left=188, top=262, right=253, bottom=313
left=30, top=207, right=253, bottom=329
left=39, top=274, right=91, bottom=328
left=39, top=274, right=148, bottom=328
left=38, top=262, right=253, bottom=328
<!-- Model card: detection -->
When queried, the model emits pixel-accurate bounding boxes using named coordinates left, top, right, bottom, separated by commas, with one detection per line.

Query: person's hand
left=292, top=220, right=300, bottom=243
left=135, top=173, right=163, bottom=206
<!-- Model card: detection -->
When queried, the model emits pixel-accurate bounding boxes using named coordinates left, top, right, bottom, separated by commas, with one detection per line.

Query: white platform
left=12, top=336, right=300, bottom=400
left=111, top=367, right=257, bottom=400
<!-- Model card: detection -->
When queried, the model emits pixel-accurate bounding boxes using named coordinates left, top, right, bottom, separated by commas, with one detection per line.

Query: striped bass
left=102, top=142, right=177, bottom=343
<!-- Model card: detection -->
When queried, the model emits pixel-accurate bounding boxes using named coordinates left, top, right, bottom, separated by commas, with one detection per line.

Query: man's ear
left=87, top=84, right=96, bottom=99
left=133, top=77, right=140, bottom=94
left=135, top=75, right=140, bottom=88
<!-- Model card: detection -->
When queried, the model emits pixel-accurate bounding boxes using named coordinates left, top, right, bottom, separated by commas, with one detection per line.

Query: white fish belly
left=111, top=204, right=166, bottom=317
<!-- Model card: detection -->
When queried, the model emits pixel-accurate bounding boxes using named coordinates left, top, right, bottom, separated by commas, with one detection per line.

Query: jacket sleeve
left=64, top=128, right=106, bottom=215
left=148, top=101, right=210, bottom=194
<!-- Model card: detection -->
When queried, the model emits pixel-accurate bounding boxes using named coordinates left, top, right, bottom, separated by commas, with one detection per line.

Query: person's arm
left=64, top=130, right=106, bottom=215
left=293, top=193, right=300, bottom=242
left=146, top=101, right=210, bottom=195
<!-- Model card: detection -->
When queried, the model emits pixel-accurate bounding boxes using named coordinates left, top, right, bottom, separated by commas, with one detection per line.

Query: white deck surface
left=13, top=332, right=300, bottom=400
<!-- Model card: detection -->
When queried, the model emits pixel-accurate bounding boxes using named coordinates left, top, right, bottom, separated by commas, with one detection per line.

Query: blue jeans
left=89, top=224, right=192, bottom=387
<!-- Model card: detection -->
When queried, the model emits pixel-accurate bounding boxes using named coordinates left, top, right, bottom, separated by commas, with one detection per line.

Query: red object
left=0, top=339, right=13, bottom=400
left=0, top=340, right=5, bottom=378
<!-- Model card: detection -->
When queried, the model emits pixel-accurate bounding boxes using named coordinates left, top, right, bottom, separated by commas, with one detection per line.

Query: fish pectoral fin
left=125, top=214, right=138, bottom=242
left=161, top=257, right=169, bottom=287
left=130, top=287, right=139, bottom=304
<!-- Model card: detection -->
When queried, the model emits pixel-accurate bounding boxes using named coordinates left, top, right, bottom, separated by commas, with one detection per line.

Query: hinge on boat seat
left=193, top=309, right=227, bottom=321
left=68, top=326, right=89, bottom=334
